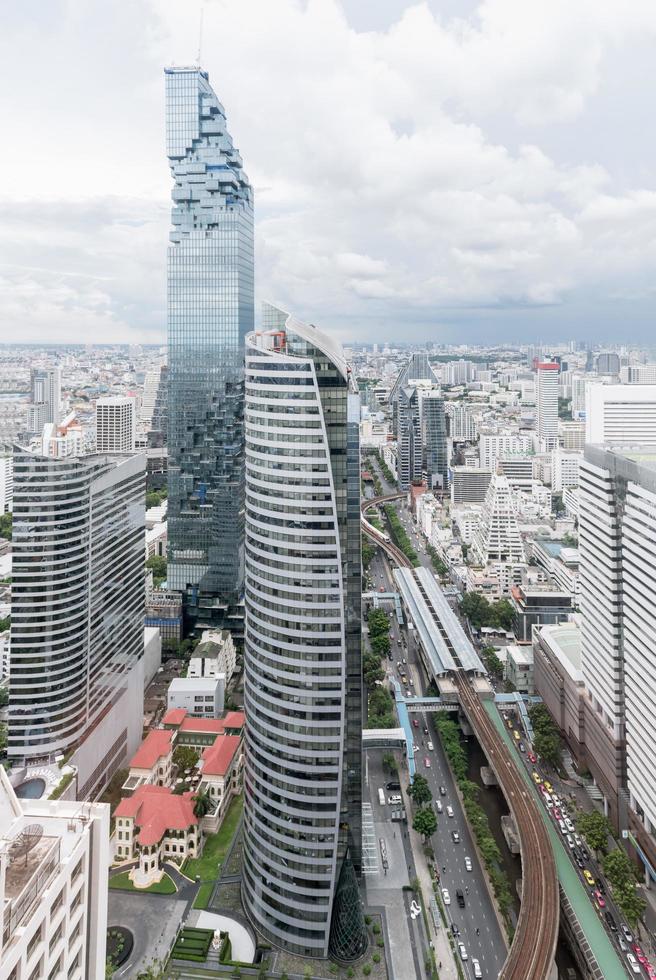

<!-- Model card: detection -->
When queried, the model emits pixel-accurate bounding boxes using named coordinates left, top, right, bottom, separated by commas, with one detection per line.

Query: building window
left=50, top=889, right=65, bottom=918
left=27, top=926, right=43, bottom=961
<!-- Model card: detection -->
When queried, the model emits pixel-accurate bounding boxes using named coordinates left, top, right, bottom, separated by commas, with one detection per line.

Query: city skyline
left=3, top=1, right=656, bottom=347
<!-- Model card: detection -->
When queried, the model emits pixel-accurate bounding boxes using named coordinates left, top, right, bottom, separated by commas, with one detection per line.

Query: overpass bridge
left=361, top=494, right=560, bottom=980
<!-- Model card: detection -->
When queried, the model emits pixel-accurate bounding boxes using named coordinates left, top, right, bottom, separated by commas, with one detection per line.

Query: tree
left=370, top=633, right=391, bottom=658
left=576, top=810, right=612, bottom=856
left=407, top=774, right=432, bottom=806
left=615, top=879, right=647, bottom=928
left=0, top=616, right=9, bottom=633
left=533, top=731, right=561, bottom=770
left=0, top=686, right=8, bottom=708
left=382, top=752, right=397, bottom=773
left=460, top=592, right=491, bottom=629
left=413, top=806, right=437, bottom=841
left=602, top=849, right=638, bottom=890
left=146, top=554, right=167, bottom=586
left=173, top=745, right=200, bottom=771
left=0, top=513, right=11, bottom=541
left=490, top=599, right=514, bottom=632
left=483, top=650, right=504, bottom=680
left=192, top=789, right=213, bottom=818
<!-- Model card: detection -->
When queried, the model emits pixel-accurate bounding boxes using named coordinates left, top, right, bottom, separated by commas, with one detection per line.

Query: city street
left=367, top=547, right=508, bottom=978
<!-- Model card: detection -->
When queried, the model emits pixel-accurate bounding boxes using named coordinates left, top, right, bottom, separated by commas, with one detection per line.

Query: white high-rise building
left=0, top=766, right=109, bottom=980
left=471, top=471, right=526, bottom=566
left=242, top=305, right=366, bottom=961
left=446, top=403, right=477, bottom=442
left=536, top=362, right=559, bottom=450
left=551, top=450, right=581, bottom=493
left=579, top=446, right=656, bottom=839
left=0, top=455, right=12, bottom=514
left=8, top=448, right=146, bottom=790
left=585, top=384, right=656, bottom=444
left=95, top=396, right=136, bottom=453
left=30, top=367, right=61, bottom=427
left=478, top=431, right=535, bottom=470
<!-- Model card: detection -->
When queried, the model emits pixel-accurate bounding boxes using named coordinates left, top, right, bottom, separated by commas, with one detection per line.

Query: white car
left=565, top=817, right=575, bottom=834
left=442, top=888, right=451, bottom=905
left=465, top=856, right=473, bottom=871
left=458, top=942, right=468, bottom=961
left=446, top=805, right=454, bottom=818
left=388, top=795, right=402, bottom=805
left=566, top=834, right=575, bottom=849
left=472, top=959, right=483, bottom=978
left=427, top=740, right=433, bottom=751
left=574, top=833, right=582, bottom=847
left=436, top=800, right=443, bottom=814
left=558, top=819, right=567, bottom=834
left=627, top=953, right=641, bottom=975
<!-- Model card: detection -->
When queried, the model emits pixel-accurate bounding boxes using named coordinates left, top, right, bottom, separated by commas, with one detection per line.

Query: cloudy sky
left=2, top=0, right=656, bottom=347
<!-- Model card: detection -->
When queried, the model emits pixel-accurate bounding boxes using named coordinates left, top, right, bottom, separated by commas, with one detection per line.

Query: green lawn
left=192, top=881, right=214, bottom=909
left=183, top=795, right=243, bottom=882
left=109, top=871, right=176, bottom=895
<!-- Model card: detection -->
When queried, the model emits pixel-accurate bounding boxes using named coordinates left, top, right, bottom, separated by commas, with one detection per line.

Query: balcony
left=2, top=835, right=60, bottom=947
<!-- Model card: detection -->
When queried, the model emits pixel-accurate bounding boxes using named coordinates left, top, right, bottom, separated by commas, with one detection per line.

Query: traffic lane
left=508, top=729, right=643, bottom=973
left=415, top=714, right=507, bottom=975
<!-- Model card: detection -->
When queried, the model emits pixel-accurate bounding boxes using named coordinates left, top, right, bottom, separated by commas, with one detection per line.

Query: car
left=622, top=925, right=634, bottom=944
left=532, top=771, right=542, bottom=784
left=633, top=945, right=648, bottom=966
left=413, top=744, right=419, bottom=753
left=604, top=911, right=617, bottom=931
left=583, top=870, right=595, bottom=887
left=566, top=834, right=575, bottom=849
left=424, top=757, right=431, bottom=768
left=472, top=959, right=483, bottom=979
left=439, top=785, right=447, bottom=796
left=446, top=806, right=454, bottom=818
left=506, top=718, right=513, bottom=729
left=528, top=751, right=537, bottom=763
left=627, top=953, right=641, bottom=975
left=543, top=780, right=553, bottom=793
left=513, top=730, right=520, bottom=741
left=565, top=817, right=575, bottom=834
left=442, top=888, right=451, bottom=905
left=458, top=942, right=468, bottom=961
left=545, top=796, right=554, bottom=809
left=456, top=889, right=465, bottom=908
left=519, top=742, right=525, bottom=752
left=452, top=830, right=460, bottom=843
left=575, top=853, right=584, bottom=869
left=553, top=807, right=562, bottom=820
left=402, top=658, right=407, bottom=665
left=594, top=890, right=605, bottom=908
left=427, top=740, right=434, bottom=751
left=388, top=795, right=402, bottom=805
left=405, top=690, right=411, bottom=697
left=558, top=819, right=567, bottom=834
left=386, top=781, right=401, bottom=791
left=465, top=856, right=473, bottom=871
left=573, top=833, right=582, bottom=847
left=412, top=718, right=419, bottom=728
left=597, top=879, right=605, bottom=895
left=451, top=922, right=460, bottom=937
left=619, top=939, right=628, bottom=952
left=423, top=727, right=429, bottom=735
left=436, top=800, right=443, bottom=814
left=580, top=844, right=589, bottom=860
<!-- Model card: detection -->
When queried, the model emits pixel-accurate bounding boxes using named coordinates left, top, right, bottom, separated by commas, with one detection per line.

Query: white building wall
left=585, top=384, right=656, bottom=445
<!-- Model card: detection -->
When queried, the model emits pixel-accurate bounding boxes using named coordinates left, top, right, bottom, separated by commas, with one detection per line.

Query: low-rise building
left=122, top=729, right=173, bottom=796
left=145, top=588, right=183, bottom=645
left=188, top=629, right=237, bottom=682
left=505, top=644, right=534, bottom=694
left=197, top=735, right=243, bottom=830
left=161, top=708, right=245, bottom=749
left=0, top=766, right=109, bottom=980
left=510, top=584, right=572, bottom=643
left=167, top=676, right=225, bottom=719
left=114, top=785, right=200, bottom=885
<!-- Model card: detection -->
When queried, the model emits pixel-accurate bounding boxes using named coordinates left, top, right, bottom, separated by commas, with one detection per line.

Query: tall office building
left=396, top=386, right=422, bottom=490
left=421, top=390, right=448, bottom=490
left=8, top=448, right=145, bottom=778
left=95, top=396, right=136, bottom=453
left=165, top=67, right=254, bottom=631
left=585, top=384, right=656, bottom=444
left=0, top=766, right=109, bottom=980
left=241, top=305, right=366, bottom=961
left=445, top=402, right=477, bottom=442
left=30, top=367, right=61, bottom=426
left=471, top=471, right=526, bottom=566
left=596, top=352, right=620, bottom=376
left=536, top=362, right=559, bottom=450
left=579, top=446, right=656, bottom=850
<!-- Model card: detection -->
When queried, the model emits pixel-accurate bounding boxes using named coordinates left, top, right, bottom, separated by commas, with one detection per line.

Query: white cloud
left=0, top=0, right=655, bottom=344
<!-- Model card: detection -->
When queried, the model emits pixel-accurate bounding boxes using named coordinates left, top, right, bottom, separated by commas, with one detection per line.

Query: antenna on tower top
left=197, top=3, right=204, bottom=67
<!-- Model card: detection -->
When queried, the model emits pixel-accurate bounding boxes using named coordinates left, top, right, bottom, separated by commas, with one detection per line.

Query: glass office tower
left=241, top=304, right=366, bottom=961
left=165, top=67, right=254, bottom=630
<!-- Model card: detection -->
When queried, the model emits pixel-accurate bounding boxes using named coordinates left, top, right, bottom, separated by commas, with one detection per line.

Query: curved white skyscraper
left=241, top=305, right=366, bottom=961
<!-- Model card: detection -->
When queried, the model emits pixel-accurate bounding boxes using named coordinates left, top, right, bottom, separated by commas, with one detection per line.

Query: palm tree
left=192, top=789, right=213, bottom=818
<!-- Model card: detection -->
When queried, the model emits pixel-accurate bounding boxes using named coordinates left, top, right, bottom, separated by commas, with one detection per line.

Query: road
left=370, top=548, right=508, bottom=978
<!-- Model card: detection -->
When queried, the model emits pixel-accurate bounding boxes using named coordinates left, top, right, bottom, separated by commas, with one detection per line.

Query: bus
left=378, top=788, right=386, bottom=806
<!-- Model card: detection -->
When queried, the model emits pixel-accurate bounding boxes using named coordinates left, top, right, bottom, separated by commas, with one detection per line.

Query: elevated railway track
left=361, top=493, right=560, bottom=979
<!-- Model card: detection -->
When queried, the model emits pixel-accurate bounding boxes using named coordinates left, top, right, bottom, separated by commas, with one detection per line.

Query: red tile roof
left=162, top=707, right=187, bottom=726
left=179, top=717, right=225, bottom=734
left=115, top=785, right=197, bottom=846
left=129, top=730, right=173, bottom=771
left=222, top=711, right=245, bottom=730
left=201, top=735, right=241, bottom=777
